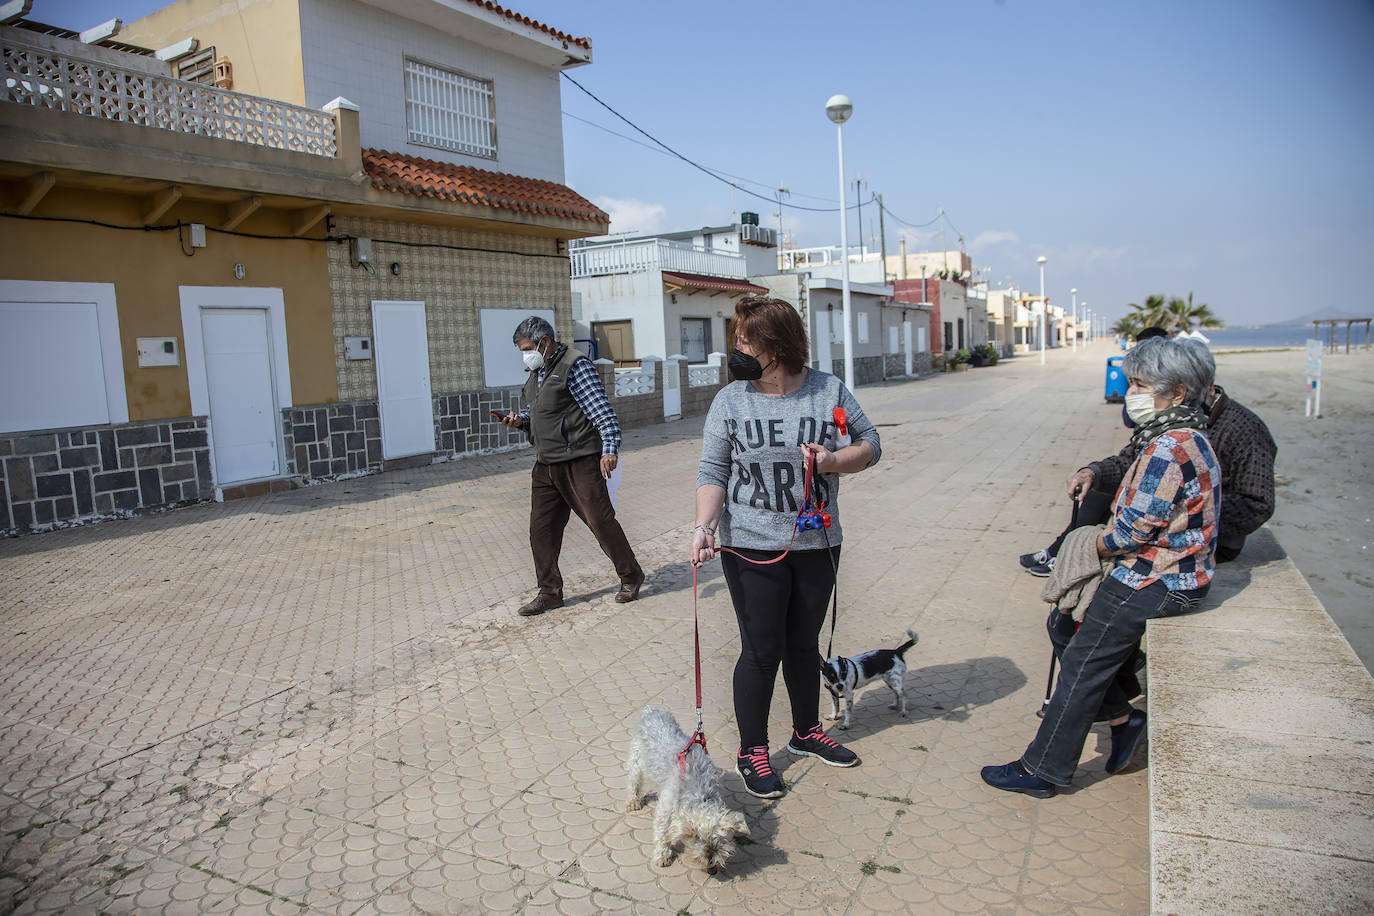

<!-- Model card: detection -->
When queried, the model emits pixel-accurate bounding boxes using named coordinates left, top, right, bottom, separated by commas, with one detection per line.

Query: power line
left=565, top=73, right=963, bottom=245
left=562, top=110, right=836, bottom=204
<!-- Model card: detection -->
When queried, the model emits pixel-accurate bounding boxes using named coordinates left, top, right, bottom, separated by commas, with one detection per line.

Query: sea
left=1190, top=324, right=1371, bottom=350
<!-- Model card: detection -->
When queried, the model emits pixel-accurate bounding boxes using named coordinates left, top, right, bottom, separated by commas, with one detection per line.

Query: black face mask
left=729, top=349, right=772, bottom=381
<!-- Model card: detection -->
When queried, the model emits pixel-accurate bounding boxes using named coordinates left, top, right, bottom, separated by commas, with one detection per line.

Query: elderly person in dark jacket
left=983, top=337, right=1221, bottom=797
left=1020, top=341, right=1275, bottom=572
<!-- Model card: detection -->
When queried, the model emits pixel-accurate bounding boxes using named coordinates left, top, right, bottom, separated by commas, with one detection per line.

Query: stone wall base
left=2, top=418, right=212, bottom=535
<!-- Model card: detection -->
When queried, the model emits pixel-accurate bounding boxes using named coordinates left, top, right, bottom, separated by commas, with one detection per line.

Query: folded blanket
left=1040, top=524, right=1112, bottom=622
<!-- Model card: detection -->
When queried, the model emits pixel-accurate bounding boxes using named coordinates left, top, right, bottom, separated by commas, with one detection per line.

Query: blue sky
left=38, top=0, right=1374, bottom=326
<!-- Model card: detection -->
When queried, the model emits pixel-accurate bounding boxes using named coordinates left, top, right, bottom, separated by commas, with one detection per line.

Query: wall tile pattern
left=326, top=215, right=572, bottom=401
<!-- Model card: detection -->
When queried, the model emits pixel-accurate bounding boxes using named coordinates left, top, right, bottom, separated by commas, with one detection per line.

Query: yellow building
left=1, top=2, right=607, bottom=533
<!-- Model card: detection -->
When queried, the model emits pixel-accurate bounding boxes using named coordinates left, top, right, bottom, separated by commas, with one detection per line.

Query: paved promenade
left=0, top=346, right=1199, bottom=913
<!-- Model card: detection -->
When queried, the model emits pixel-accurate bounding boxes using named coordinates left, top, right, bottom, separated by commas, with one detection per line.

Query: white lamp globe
left=825, top=94, right=853, bottom=124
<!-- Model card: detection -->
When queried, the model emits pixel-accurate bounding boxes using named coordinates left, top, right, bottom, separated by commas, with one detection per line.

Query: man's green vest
left=523, top=345, right=603, bottom=464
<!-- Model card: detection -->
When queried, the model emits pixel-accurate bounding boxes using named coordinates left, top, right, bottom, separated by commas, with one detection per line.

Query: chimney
left=899, top=238, right=908, bottom=279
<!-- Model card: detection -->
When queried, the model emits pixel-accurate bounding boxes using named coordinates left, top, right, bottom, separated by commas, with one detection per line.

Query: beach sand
left=1212, top=346, right=1373, bottom=670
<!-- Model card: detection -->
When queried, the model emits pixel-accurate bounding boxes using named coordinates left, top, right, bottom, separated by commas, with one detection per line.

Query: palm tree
left=1165, top=292, right=1225, bottom=331
left=1125, top=293, right=1169, bottom=331
left=1111, top=313, right=1144, bottom=339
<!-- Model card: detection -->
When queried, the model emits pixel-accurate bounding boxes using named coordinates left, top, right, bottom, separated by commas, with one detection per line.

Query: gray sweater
left=697, top=369, right=881, bottom=551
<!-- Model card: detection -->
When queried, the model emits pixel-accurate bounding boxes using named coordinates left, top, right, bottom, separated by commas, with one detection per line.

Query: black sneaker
left=736, top=746, right=784, bottom=798
left=1026, top=556, right=1056, bottom=578
left=1019, top=548, right=1050, bottom=569
left=787, top=723, right=859, bottom=767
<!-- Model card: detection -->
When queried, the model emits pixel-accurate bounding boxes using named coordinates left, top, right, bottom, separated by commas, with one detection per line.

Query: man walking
left=497, top=316, right=644, bottom=616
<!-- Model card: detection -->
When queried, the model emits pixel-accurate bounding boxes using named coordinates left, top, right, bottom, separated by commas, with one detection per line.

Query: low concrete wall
left=1148, top=528, right=1374, bottom=913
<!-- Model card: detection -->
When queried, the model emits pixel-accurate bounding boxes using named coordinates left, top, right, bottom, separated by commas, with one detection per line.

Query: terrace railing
left=570, top=238, right=747, bottom=280
left=2, top=34, right=337, bottom=158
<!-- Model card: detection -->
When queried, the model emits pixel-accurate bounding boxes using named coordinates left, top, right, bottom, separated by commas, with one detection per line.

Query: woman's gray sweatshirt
left=696, top=369, right=881, bottom=551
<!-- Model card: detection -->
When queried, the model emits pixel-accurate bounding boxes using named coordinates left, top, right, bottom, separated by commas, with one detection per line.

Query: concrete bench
left=1147, top=529, right=1374, bottom=913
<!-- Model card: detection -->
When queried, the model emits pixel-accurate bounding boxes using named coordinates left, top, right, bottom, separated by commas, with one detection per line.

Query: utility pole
left=877, top=192, right=887, bottom=281
left=939, top=205, right=947, bottom=273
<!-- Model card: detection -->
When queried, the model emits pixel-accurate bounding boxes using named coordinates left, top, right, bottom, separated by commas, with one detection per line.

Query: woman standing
left=981, top=336, right=1221, bottom=797
left=692, top=296, right=881, bottom=799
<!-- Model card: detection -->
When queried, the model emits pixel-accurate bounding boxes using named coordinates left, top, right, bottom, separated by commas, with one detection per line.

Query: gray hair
left=512, top=315, right=554, bottom=346
left=1122, top=336, right=1215, bottom=407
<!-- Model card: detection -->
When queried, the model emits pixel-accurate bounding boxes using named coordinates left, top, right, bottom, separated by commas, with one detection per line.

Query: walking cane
left=1037, top=489, right=1082, bottom=718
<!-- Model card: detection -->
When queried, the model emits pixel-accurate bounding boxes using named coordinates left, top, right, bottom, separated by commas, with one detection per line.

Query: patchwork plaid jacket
left=1103, top=428, right=1221, bottom=591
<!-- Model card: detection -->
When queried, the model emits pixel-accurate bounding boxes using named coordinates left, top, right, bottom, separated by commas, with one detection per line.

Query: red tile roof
left=662, top=272, right=769, bottom=294
left=463, top=1, right=591, bottom=50
left=362, top=149, right=608, bottom=225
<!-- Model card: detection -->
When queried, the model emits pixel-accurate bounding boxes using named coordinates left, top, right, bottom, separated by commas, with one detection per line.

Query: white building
left=569, top=222, right=776, bottom=364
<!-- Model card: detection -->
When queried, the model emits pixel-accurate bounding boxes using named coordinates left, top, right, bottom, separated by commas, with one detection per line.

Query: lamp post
left=1036, top=255, right=1047, bottom=364
left=1083, top=306, right=1090, bottom=343
left=1070, top=288, right=1078, bottom=352
left=826, top=93, right=855, bottom=388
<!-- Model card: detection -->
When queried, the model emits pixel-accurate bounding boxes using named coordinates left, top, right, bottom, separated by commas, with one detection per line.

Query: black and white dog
left=820, top=629, right=919, bottom=729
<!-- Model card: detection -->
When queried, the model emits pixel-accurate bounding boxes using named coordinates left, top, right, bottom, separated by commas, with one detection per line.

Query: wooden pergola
left=1312, top=318, right=1373, bottom=354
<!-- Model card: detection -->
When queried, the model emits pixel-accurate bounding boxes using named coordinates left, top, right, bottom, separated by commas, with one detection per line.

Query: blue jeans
left=1022, top=575, right=1206, bottom=786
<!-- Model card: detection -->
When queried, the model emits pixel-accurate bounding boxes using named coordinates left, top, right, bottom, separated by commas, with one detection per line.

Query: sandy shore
left=1211, top=346, right=1373, bottom=670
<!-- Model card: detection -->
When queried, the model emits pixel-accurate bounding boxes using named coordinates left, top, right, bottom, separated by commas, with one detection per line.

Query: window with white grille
left=404, top=58, right=497, bottom=159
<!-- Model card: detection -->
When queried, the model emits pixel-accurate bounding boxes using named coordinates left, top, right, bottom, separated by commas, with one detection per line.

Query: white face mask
left=1125, top=392, right=1159, bottom=425
left=522, top=344, right=545, bottom=372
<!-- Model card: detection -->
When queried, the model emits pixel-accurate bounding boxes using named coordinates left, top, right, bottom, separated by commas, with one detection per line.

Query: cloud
left=971, top=229, right=1020, bottom=248
left=592, top=196, right=669, bottom=235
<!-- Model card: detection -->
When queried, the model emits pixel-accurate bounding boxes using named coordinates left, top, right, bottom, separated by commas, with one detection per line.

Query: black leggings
left=721, top=545, right=840, bottom=749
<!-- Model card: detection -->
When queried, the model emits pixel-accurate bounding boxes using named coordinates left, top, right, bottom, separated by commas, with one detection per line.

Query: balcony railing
left=2, top=34, right=337, bottom=158
left=569, top=238, right=747, bottom=280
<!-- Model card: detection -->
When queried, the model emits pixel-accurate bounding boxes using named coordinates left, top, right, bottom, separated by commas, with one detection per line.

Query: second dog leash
left=678, top=562, right=709, bottom=774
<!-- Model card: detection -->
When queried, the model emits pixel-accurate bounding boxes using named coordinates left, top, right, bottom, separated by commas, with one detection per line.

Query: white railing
left=2, top=36, right=337, bottom=158
left=614, top=365, right=656, bottom=396
left=570, top=238, right=747, bottom=280
left=777, top=245, right=877, bottom=272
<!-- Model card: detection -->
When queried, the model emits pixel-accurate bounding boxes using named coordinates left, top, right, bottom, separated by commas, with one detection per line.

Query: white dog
left=820, top=628, right=919, bottom=729
left=625, top=706, right=749, bottom=873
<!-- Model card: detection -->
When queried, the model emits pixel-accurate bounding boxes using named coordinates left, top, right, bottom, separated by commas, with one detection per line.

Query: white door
left=903, top=321, right=914, bottom=375
left=663, top=355, right=683, bottom=418
left=817, top=311, right=832, bottom=369
left=202, top=308, right=279, bottom=483
left=372, top=300, right=434, bottom=459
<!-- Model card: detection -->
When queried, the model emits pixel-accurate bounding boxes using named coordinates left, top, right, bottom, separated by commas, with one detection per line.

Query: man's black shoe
left=615, top=569, right=645, bottom=603
left=518, top=593, right=563, bottom=617
left=1019, top=548, right=1050, bottom=569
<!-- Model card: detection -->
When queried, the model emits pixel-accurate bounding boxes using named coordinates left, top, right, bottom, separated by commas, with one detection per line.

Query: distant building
left=569, top=221, right=774, bottom=365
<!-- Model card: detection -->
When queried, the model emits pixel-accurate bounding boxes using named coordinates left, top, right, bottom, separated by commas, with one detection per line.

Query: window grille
left=404, top=58, right=496, bottom=159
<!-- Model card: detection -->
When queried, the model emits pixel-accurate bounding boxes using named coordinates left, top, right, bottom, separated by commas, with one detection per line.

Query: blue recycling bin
left=1104, top=356, right=1127, bottom=402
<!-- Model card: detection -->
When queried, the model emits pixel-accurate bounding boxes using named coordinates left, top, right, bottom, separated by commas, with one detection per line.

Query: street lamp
left=1036, top=256, right=1047, bottom=364
left=1070, top=288, right=1078, bottom=352
left=1083, top=305, right=1090, bottom=343
left=826, top=93, right=855, bottom=388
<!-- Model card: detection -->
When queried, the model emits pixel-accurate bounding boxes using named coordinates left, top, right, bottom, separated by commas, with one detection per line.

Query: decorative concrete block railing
left=614, top=363, right=656, bottom=396
left=1, top=34, right=337, bottom=157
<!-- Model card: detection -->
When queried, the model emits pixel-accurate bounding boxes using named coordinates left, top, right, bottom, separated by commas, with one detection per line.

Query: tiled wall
left=2, top=419, right=210, bottom=534
left=284, top=402, right=382, bottom=479
left=326, top=215, right=572, bottom=401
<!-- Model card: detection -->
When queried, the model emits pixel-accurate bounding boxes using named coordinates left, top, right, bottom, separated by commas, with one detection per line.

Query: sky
left=34, top=0, right=1374, bottom=327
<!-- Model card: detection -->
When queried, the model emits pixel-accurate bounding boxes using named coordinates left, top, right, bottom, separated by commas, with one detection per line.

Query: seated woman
left=981, top=336, right=1221, bottom=798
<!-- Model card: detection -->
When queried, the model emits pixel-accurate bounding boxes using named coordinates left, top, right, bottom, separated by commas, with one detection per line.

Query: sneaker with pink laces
left=735, top=745, right=785, bottom=798
left=787, top=723, right=859, bottom=767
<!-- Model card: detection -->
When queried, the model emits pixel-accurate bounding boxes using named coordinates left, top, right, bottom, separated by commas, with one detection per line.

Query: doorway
left=592, top=319, right=635, bottom=366
left=371, top=300, right=435, bottom=460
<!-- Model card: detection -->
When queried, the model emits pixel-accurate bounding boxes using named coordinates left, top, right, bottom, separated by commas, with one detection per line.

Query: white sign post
left=1305, top=339, right=1322, bottom=418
